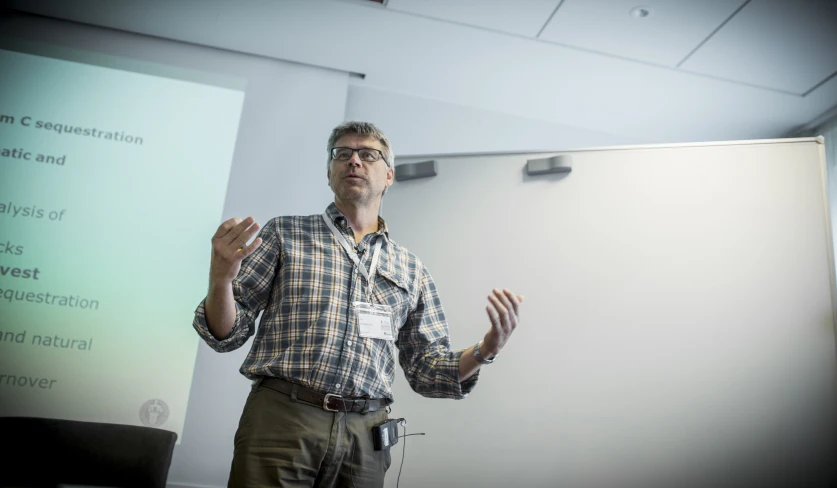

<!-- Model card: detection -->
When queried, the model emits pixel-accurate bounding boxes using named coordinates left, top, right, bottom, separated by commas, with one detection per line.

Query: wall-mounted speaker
left=526, top=155, right=572, bottom=175
left=395, top=160, right=438, bottom=181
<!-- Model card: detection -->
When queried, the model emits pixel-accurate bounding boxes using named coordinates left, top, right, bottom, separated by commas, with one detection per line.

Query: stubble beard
left=333, top=179, right=379, bottom=206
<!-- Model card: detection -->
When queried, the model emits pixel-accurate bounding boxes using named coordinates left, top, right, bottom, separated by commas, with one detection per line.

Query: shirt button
left=347, top=340, right=353, bottom=346
left=336, top=383, right=342, bottom=389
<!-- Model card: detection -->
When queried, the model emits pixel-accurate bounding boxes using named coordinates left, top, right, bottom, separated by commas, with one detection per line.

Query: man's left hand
left=482, top=288, right=524, bottom=358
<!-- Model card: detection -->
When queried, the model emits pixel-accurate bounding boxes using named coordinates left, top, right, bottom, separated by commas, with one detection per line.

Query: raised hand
left=209, top=216, right=262, bottom=285
left=482, top=288, right=524, bottom=357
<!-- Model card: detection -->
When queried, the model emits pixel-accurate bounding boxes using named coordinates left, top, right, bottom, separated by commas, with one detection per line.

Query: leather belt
left=258, top=376, right=390, bottom=413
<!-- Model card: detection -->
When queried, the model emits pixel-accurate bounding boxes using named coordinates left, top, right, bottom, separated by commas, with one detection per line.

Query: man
left=193, top=121, right=523, bottom=487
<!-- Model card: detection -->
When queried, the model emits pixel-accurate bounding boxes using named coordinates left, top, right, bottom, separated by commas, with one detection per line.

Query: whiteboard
left=382, top=138, right=837, bottom=488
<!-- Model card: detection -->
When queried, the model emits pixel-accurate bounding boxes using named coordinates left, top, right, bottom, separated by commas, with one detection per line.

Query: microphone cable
left=395, top=419, right=425, bottom=488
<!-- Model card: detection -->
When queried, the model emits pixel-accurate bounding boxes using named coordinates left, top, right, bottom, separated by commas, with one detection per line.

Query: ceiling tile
left=386, top=0, right=561, bottom=37
left=539, top=0, right=747, bottom=67
left=11, top=0, right=837, bottom=142
left=680, top=0, right=837, bottom=94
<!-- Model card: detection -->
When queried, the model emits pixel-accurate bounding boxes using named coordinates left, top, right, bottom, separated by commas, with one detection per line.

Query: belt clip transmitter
left=372, top=418, right=400, bottom=451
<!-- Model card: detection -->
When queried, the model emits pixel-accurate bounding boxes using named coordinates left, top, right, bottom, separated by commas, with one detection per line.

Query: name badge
left=354, top=301, right=395, bottom=340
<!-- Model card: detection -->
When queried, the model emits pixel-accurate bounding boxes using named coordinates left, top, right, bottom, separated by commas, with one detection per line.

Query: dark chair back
left=0, top=417, right=177, bottom=488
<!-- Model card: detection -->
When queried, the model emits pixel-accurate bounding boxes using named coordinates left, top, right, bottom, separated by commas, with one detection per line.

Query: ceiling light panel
left=386, top=0, right=562, bottom=37
left=679, top=0, right=837, bottom=94
left=539, top=0, right=747, bottom=67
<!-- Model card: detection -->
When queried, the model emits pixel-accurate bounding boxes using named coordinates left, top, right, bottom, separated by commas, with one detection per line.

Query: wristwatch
left=473, top=340, right=496, bottom=364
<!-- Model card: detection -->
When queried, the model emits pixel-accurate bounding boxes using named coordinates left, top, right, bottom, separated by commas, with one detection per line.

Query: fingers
left=485, top=301, right=500, bottom=323
left=233, top=220, right=261, bottom=250
left=500, top=288, right=519, bottom=316
left=226, top=217, right=259, bottom=246
left=488, top=288, right=522, bottom=332
left=487, top=292, right=514, bottom=333
left=209, top=217, right=262, bottom=285
left=213, top=217, right=243, bottom=239
left=214, top=217, right=260, bottom=251
left=486, top=305, right=500, bottom=330
left=239, top=237, right=263, bottom=258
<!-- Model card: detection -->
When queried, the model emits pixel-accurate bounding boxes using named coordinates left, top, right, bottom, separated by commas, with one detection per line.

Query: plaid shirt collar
left=324, top=201, right=390, bottom=244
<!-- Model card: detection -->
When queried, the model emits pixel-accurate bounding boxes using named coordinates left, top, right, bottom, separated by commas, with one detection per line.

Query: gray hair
left=326, top=121, right=394, bottom=169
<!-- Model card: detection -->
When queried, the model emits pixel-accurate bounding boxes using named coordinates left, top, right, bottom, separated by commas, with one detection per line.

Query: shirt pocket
left=375, top=269, right=413, bottom=334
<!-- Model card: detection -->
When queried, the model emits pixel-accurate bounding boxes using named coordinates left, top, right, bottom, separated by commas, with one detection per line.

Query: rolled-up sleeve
left=192, top=219, right=281, bottom=352
left=397, top=265, right=479, bottom=399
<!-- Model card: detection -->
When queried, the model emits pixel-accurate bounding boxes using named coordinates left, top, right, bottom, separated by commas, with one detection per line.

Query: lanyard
left=322, top=213, right=383, bottom=299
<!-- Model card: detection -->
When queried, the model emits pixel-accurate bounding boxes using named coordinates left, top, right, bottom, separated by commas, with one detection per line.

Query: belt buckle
left=323, top=393, right=341, bottom=412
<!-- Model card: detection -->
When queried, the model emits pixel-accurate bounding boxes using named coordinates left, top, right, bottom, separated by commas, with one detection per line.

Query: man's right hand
left=210, top=216, right=263, bottom=285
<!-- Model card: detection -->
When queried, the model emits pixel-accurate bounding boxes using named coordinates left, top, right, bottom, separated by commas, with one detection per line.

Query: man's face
left=327, top=134, right=394, bottom=205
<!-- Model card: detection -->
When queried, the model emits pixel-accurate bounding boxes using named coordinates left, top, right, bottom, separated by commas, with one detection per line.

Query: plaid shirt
left=193, top=203, right=478, bottom=401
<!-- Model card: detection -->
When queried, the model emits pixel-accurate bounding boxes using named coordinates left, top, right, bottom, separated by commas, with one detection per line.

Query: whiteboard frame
left=816, top=139, right=837, bottom=348
left=395, top=136, right=824, bottom=159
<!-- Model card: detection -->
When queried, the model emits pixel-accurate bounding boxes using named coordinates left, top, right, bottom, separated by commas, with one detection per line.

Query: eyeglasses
left=331, top=147, right=388, bottom=164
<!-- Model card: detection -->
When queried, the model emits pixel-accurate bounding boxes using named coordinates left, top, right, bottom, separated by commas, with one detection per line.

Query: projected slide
left=0, top=44, right=244, bottom=439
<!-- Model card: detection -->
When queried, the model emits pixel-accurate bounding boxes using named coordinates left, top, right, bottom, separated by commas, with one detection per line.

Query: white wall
left=0, top=13, right=348, bottom=488
left=346, top=85, right=637, bottom=156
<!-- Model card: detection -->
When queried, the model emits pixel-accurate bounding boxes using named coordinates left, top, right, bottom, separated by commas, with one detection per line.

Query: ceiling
left=6, top=0, right=837, bottom=144
left=382, top=0, right=837, bottom=97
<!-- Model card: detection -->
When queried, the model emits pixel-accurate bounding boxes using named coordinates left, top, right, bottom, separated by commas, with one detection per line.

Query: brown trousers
left=228, top=383, right=392, bottom=488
